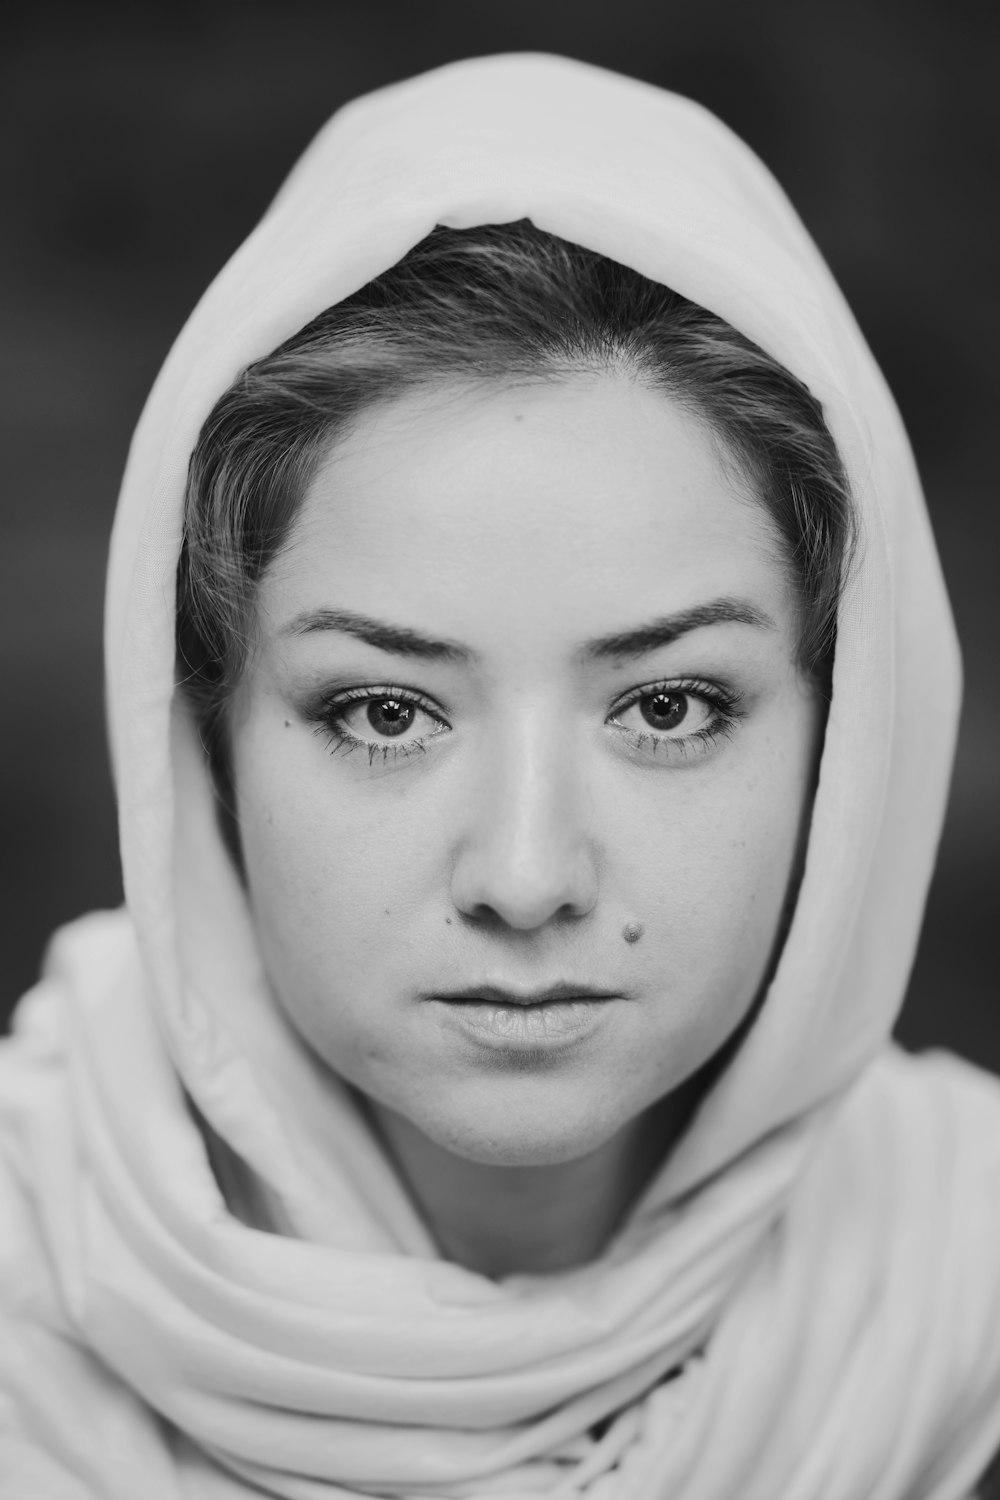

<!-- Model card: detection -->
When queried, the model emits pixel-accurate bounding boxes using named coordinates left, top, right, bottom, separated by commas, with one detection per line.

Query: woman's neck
left=365, top=1088, right=696, bottom=1279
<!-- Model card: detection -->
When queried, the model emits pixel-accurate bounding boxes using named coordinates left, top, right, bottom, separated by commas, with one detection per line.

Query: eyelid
left=306, top=683, right=451, bottom=765
left=326, top=683, right=450, bottom=721
left=604, top=676, right=746, bottom=764
left=606, top=675, right=742, bottom=719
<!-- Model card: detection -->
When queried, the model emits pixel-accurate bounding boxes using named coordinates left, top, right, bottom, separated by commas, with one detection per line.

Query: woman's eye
left=335, top=694, right=443, bottom=746
left=612, top=689, right=712, bottom=738
left=308, top=685, right=452, bottom=763
left=606, top=680, right=742, bottom=761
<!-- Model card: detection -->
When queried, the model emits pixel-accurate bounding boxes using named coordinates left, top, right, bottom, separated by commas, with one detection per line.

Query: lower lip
left=427, top=998, right=615, bottom=1050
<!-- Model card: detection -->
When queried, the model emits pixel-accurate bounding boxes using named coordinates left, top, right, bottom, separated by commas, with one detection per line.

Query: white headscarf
left=4, top=52, right=1000, bottom=1500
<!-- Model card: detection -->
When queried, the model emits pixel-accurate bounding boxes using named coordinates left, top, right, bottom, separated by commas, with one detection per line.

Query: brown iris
left=366, top=698, right=415, bottom=737
left=638, top=691, right=688, bottom=732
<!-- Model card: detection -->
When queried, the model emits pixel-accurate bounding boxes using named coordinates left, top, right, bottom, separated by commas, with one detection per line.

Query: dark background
left=1, top=0, right=996, bottom=1059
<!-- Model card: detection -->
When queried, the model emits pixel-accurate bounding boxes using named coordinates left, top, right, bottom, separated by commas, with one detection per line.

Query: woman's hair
left=177, top=220, right=854, bottom=784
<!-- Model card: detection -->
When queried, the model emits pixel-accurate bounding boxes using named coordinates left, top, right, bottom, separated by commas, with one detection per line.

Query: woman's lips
left=423, top=983, right=622, bottom=1050
left=427, top=981, right=620, bottom=1005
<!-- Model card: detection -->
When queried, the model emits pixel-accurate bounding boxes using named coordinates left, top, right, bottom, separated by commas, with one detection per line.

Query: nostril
left=452, top=860, right=598, bottom=930
left=449, top=783, right=599, bottom=929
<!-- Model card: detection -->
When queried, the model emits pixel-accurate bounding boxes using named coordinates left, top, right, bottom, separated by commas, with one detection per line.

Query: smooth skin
left=230, top=373, right=823, bottom=1277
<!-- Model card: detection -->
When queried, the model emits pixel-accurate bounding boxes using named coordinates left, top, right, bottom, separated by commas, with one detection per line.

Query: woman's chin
left=375, top=1086, right=639, bottom=1171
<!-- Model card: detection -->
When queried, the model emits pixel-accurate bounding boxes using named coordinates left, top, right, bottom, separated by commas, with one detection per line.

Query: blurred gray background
left=1, top=0, right=996, bottom=1061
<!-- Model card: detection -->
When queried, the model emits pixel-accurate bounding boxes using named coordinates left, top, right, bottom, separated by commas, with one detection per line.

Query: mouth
left=423, top=982, right=622, bottom=1051
left=427, top=981, right=620, bottom=1006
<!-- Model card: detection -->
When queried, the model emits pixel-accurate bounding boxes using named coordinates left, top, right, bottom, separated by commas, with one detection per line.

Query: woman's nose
left=449, top=722, right=599, bottom=930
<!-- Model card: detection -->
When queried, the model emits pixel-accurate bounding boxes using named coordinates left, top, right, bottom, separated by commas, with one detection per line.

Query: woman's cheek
left=630, top=727, right=814, bottom=1007
left=237, top=743, right=435, bottom=1016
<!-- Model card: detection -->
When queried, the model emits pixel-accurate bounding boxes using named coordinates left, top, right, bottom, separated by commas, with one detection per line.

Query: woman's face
left=231, top=374, right=823, bottom=1168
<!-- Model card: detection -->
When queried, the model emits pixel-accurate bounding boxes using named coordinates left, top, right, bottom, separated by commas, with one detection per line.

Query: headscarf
left=4, top=52, right=1000, bottom=1500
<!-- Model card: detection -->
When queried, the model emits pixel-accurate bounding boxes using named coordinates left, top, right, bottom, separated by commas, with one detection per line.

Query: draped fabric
left=3, top=52, right=1000, bottom=1500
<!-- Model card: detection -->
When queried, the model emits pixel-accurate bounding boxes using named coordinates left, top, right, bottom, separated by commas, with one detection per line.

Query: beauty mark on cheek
left=622, top=922, right=644, bottom=945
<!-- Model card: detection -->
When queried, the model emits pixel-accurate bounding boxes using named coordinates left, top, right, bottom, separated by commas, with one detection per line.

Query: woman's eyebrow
left=581, top=598, right=776, bottom=661
left=280, top=607, right=472, bottom=662
left=279, top=598, right=773, bottom=664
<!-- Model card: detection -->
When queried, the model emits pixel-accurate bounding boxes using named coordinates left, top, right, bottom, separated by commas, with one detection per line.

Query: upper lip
left=426, top=982, right=620, bottom=1007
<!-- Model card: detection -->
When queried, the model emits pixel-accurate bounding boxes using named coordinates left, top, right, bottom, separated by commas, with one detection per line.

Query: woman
left=2, top=51, right=1000, bottom=1499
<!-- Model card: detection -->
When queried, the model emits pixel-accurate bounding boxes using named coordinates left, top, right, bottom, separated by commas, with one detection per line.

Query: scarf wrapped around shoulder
left=3, top=53, right=1000, bottom=1500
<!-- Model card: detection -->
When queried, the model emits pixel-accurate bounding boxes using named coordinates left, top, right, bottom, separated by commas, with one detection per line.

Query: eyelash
left=608, top=677, right=744, bottom=761
left=308, top=685, right=447, bottom=766
left=307, top=678, right=744, bottom=766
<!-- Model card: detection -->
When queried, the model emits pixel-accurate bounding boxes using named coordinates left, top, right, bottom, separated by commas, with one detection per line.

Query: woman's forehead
left=261, top=374, right=795, bottom=656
